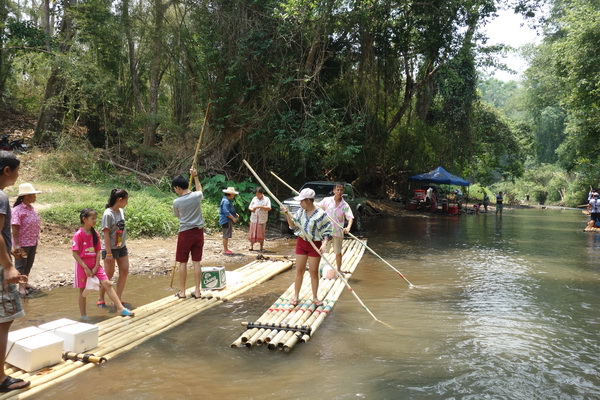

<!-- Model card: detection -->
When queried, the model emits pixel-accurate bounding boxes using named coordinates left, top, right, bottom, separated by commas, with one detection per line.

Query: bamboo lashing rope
left=270, top=170, right=415, bottom=288
left=242, top=160, right=391, bottom=328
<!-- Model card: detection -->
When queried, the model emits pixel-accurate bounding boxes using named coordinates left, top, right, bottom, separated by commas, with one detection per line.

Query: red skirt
left=248, top=222, right=266, bottom=244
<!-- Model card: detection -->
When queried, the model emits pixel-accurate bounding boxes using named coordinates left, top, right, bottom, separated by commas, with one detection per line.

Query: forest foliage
left=0, top=0, right=598, bottom=205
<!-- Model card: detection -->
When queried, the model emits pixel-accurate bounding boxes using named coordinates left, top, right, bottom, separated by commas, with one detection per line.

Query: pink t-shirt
left=71, top=228, right=100, bottom=268
left=11, top=203, right=41, bottom=247
left=318, top=196, right=354, bottom=237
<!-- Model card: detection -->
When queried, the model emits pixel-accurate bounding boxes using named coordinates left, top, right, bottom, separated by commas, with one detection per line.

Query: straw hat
left=294, top=188, right=315, bottom=201
left=222, top=186, right=239, bottom=195
left=16, top=183, right=42, bottom=196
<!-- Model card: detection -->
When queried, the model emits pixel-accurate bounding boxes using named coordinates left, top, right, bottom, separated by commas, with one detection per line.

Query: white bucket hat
left=17, top=183, right=42, bottom=196
left=222, top=186, right=239, bottom=195
left=294, top=188, right=315, bottom=201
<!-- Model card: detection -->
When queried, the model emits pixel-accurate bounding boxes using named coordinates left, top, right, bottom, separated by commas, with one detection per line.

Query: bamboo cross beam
left=270, top=170, right=415, bottom=288
left=242, top=159, right=391, bottom=328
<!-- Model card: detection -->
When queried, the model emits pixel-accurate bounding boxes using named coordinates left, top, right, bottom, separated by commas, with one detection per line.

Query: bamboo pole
left=188, top=102, right=211, bottom=189
left=243, top=159, right=389, bottom=328
left=270, top=170, right=414, bottom=288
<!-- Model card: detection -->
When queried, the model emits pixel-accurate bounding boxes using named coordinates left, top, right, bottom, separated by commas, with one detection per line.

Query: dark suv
left=278, top=181, right=365, bottom=234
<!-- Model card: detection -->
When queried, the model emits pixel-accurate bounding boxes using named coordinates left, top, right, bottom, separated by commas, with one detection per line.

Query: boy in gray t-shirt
left=172, top=168, right=204, bottom=299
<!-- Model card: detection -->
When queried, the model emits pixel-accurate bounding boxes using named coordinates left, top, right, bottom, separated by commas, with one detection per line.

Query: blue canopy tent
left=408, top=166, right=470, bottom=186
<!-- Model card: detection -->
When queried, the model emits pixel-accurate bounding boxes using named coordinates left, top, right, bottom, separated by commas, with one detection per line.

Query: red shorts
left=295, top=237, right=322, bottom=258
left=176, top=228, right=204, bottom=263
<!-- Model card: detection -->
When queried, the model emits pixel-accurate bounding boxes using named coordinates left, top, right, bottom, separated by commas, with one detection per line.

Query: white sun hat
left=294, top=188, right=316, bottom=201
left=16, top=183, right=42, bottom=196
left=222, top=186, right=239, bottom=195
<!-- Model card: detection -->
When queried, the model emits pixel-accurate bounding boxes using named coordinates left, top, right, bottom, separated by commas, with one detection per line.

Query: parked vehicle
left=279, top=181, right=366, bottom=234
left=0, top=134, right=27, bottom=153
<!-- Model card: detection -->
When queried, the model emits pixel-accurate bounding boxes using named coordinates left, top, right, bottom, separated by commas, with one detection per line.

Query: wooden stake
left=189, top=102, right=212, bottom=189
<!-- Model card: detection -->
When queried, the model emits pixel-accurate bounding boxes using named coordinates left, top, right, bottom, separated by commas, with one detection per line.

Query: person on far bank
left=589, top=192, right=600, bottom=227
left=282, top=188, right=331, bottom=307
left=248, top=187, right=271, bottom=252
left=496, top=191, right=504, bottom=214
left=220, top=187, right=239, bottom=255
left=11, top=182, right=42, bottom=297
left=0, top=151, right=30, bottom=393
left=318, top=184, right=353, bottom=275
left=172, top=169, right=204, bottom=299
left=72, top=208, right=134, bottom=319
left=97, top=189, right=129, bottom=308
left=483, top=192, right=489, bottom=212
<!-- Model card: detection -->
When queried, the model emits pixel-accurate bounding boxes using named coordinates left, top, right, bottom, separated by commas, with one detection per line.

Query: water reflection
left=20, top=209, right=600, bottom=398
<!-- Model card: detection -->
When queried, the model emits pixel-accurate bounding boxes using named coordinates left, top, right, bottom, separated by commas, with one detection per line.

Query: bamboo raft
left=1, top=258, right=293, bottom=399
left=231, top=239, right=366, bottom=352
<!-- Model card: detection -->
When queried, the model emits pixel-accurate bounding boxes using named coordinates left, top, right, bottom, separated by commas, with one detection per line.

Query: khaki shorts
left=0, top=270, right=25, bottom=323
left=326, top=236, right=343, bottom=255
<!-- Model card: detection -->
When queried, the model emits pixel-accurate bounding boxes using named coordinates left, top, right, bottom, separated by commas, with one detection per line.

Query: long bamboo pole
left=188, top=102, right=211, bottom=189
left=243, top=160, right=391, bottom=328
left=270, top=170, right=415, bottom=288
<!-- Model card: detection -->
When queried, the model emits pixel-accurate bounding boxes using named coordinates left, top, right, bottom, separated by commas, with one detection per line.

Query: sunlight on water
left=21, top=209, right=600, bottom=399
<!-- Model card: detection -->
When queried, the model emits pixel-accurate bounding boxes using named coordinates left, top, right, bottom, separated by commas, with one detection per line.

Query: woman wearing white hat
left=219, top=186, right=239, bottom=255
left=11, top=182, right=42, bottom=297
left=282, top=188, right=332, bottom=306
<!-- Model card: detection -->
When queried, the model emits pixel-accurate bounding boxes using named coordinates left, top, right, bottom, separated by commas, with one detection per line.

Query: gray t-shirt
left=0, top=190, right=11, bottom=253
left=101, top=208, right=127, bottom=250
left=173, top=191, right=204, bottom=232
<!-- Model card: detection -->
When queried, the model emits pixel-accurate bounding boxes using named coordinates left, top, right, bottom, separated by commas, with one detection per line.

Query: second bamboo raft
left=231, top=239, right=366, bottom=352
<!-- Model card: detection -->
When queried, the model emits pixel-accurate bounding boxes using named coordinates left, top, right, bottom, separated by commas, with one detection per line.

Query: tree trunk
left=122, top=0, right=144, bottom=115
left=33, top=0, right=76, bottom=144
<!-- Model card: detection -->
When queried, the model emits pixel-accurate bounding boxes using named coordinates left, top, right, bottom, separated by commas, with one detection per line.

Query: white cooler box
left=38, top=318, right=99, bottom=353
left=6, top=326, right=64, bottom=372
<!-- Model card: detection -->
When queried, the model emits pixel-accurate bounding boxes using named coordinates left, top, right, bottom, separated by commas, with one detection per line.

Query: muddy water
left=16, top=209, right=600, bottom=399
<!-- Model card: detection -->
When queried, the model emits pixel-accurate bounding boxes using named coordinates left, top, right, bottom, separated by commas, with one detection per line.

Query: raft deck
left=231, top=239, right=366, bottom=352
left=1, top=258, right=293, bottom=399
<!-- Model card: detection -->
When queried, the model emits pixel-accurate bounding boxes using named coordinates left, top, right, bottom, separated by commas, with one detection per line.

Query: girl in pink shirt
left=72, top=208, right=134, bottom=320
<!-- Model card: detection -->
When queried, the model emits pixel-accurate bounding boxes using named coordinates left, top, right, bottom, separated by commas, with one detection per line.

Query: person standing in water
left=97, top=189, right=130, bottom=307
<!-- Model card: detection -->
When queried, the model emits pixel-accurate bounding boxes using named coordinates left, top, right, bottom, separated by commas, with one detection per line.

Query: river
left=14, top=208, right=600, bottom=399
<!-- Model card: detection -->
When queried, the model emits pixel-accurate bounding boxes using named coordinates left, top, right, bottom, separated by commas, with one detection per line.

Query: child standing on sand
left=72, top=208, right=134, bottom=320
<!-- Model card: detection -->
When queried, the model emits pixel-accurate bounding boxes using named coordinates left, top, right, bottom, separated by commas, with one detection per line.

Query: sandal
left=174, top=291, right=186, bottom=299
left=96, top=301, right=107, bottom=308
left=191, top=292, right=201, bottom=299
left=290, top=298, right=298, bottom=306
left=314, top=300, right=323, bottom=306
left=0, top=375, right=30, bottom=392
left=120, top=308, right=135, bottom=317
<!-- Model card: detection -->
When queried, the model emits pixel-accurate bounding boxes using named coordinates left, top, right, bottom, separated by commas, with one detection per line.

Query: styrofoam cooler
left=201, top=266, right=227, bottom=289
left=38, top=318, right=99, bottom=353
left=6, top=326, right=64, bottom=372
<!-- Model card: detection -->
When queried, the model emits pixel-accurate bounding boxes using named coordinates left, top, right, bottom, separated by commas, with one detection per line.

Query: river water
left=14, top=208, right=600, bottom=399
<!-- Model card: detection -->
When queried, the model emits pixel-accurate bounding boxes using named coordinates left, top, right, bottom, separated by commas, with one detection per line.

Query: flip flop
left=224, top=250, right=233, bottom=255
left=290, top=299, right=298, bottom=306
left=120, top=308, right=135, bottom=317
left=174, top=291, right=186, bottom=299
left=0, top=376, right=30, bottom=392
left=191, top=292, right=201, bottom=299
left=96, top=301, right=107, bottom=308
left=314, top=300, right=323, bottom=306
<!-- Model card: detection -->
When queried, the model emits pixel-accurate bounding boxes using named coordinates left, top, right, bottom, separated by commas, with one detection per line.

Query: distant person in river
left=11, top=183, right=42, bottom=297
left=72, top=208, right=134, bottom=319
left=248, top=187, right=271, bottom=252
left=282, top=188, right=331, bottom=307
left=588, top=193, right=600, bottom=228
left=97, top=189, right=129, bottom=308
left=483, top=193, right=490, bottom=212
left=172, top=168, right=204, bottom=299
left=496, top=192, right=504, bottom=214
left=0, top=150, right=30, bottom=393
left=318, top=184, right=354, bottom=276
left=220, top=187, right=239, bottom=255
